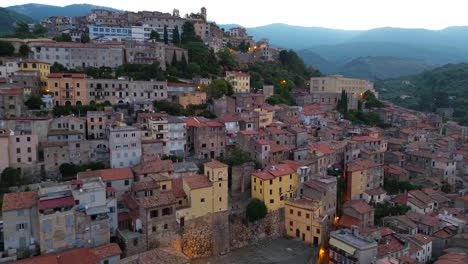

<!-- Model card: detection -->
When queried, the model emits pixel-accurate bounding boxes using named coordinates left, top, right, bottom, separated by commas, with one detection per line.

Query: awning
left=329, top=238, right=356, bottom=255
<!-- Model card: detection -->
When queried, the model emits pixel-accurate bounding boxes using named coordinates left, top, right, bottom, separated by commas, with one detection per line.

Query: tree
left=246, top=198, right=267, bottom=222
left=217, top=48, right=237, bottom=70
left=19, top=44, right=30, bottom=57
left=172, top=26, right=180, bottom=46
left=150, top=30, right=160, bottom=41
left=179, top=53, right=188, bottom=72
left=181, top=21, right=200, bottom=44
left=15, top=22, right=30, bottom=38
left=0, top=167, right=21, bottom=193
left=80, top=33, right=90, bottom=43
left=163, top=25, right=169, bottom=44
left=50, top=62, right=68, bottom=73
left=363, top=90, right=384, bottom=108
left=0, top=41, right=15, bottom=56
left=337, top=90, right=348, bottom=115
left=54, top=33, right=72, bottom=42
left=33, top=24, right=47, bottom=36
left=204, top=79, right=230, bottom=99
left=441, top=182, right=452, bottom=193
left=25, top=96, right=43, bottom=109
left=171, top=50, right=178, bottom=67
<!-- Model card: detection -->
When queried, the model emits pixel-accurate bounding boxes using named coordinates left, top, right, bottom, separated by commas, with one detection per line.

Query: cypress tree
left=163, top=25, right=169, bottom=44
left=172, top=26, right=180, bottom=46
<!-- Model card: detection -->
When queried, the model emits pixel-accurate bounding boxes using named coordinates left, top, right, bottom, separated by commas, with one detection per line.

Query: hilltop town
left=0, top=6, right=467, bottom=264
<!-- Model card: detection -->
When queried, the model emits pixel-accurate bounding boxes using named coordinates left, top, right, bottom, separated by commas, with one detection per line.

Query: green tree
left=33, top=24, right=47, bottom=36
left=238, top=41, right=247, bottom=52
left=50, top=62, right=68, bottom=73
left=80, top=33, right=90, bottom=43
left=181, top=21, right=200, bottom=44
left=171, top=50, right=178, bottom=67
left=179, top=53, right=188, bottom=72
left=0, top=167, right=21, bottom=193
left=25, top=96, right=43, bottom=109
left=217, top=48, right=237, bottom=70
left=19, top=43, right=30, bottom=57
left=172, top=26, right=180, bottom=46
left=185, top=41, right=218, bottom=75
left=150, top=30, right=160, bottom=41
left=441, top=182, right=452, bottom=193
left=0, top=41, right=15, bottom=56
left=54, top=33, right=72, bottom=42
left=204, top=79, right=230, bottom=99
left=363, top=90, right=384, bottom=108
left=337, top=90, right=348, bottom=115
left=163, top=25, right=169, bottom=44
left=246, top=198, right=268, bottom=222
left=15, top=22, right=30, bottom=38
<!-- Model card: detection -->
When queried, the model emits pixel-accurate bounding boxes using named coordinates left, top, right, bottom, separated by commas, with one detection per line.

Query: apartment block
left=108, top=125, right=142, bottom=168
left=0, top=88, right=25, bottom=118
left=225, top=71, right=250, bottom=93
left=30, top=42, right=125, bottom=69
left=186, top=117, right=226, bottom=160
left=329, top=228, right=378, bottom=264
left=47, top=73, right=88, bottom=106
left=0, top=129, right=39, bottom=173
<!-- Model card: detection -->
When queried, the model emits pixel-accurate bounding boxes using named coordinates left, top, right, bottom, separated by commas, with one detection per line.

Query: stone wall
left=230, top=208, right=285, bottom=249
left=181, top=211, right=230, bottom=259
left=231, top=162, right=255, bottom=194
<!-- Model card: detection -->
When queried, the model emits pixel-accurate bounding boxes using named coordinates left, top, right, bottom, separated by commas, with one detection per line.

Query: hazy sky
left=2, top=0, right=468, bottom=30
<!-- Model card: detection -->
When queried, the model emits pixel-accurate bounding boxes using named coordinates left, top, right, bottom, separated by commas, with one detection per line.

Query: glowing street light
left=280, top=80, right=287, bottom=87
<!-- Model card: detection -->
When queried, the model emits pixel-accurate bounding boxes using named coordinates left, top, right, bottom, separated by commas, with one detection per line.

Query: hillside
left=376, top=63, right=468, bottom=124
left=6, top=4, right=119, bottom=21
left=0, top=7, right=34, bottom=34
left=340, top=56, right=434, bottom=80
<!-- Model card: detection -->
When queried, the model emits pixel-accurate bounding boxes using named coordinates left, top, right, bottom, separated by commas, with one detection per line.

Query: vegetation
left=362, top=90, right=384, bottom=108
left=181, top=21, right=201, bottom=44
left=153, top=100, right=216, bottom=118
left=383, top=179, right=421, bottom=195
left=162, top=155, right=183, bottom=162
left=53, top=103, right=109, bottom=117
left=80, top=33, right=90, bottom=43
left=25, top=96, right=44, bottom=109
left=0, top=41, right=15, bottom=56
left=59, top=162, right=105, bottom=179
left=163, top=25, right=169, bottom=44
left=172, top=26, right=180, bottom=46
left=218, top=148, right=260, bottom=168
left=115, top=63, right=165, bottom=81
left=150, top=30, right=160, bottom=41
left=54, top=33, right=72, bottom=42
left=0, top=167, right=21, bottom=194
left=376, top=63, right=468, bottom=125
left=246, top=198, right=268, bottom=222
left=203, top=79, right=233, bottom=99
left=374, top=202, right=411, bottom=224
left=33, top=24, right=47, bottom=36
left=19, top=43, right=30, bottom=57
left=0, top=8, right=34, bottom=35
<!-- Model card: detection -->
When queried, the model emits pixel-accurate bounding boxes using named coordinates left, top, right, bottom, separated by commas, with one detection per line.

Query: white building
left=407, top=234, right=433, bottom=263
left=0, top=60, right=19, bottom=79
left=167, top=116, right=187, bottom=157
left=108, top=125, right=142, bottom=168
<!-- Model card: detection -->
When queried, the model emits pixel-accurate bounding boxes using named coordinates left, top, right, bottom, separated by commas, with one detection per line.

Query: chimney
left=351, top=225, right=359, bottom=236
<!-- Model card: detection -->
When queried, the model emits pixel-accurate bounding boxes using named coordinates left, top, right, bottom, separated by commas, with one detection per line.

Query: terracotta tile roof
left=38, top=196, right=75, bottom=210
left=391, top=194, right=408, bottom=205
left=432, top=229, right=454, bottom=239
left=378, top=235, right=406, bottom=258
left=78, top=168, right=133, bottom=181
left=204, top=160, right=227, bottom=169
left=226, top=71, right=249, bottom=77
left=122, top=193, right=139, bottom=211
left=171, top=179, right=186, bottom=198
left=409, top=190, right=433, bottom=204
left=435, top=252, right=468, bottom=264
left=365, top=187, right=386, bottom=196
left=270, top=142, right=287, bottom=153
left=185, top=117, right=223, bottom=128
left=0, top=88, right=23, bottom=95
left=304, top=180, right=327, bottom=193
left=282, top=160, right=301, bottom=171
left=133, top=159, right=174, bottom=175
left=139, top=191, right=176, bottom=209
left=132, top=180, right=159, bottom=192
left=2, top=191, right=37, bottom=212
left=183, top=175, right=212, bottom=189
left=343, top=200, right=373, bottom=214
left=338, top=214, right=361, bottom=227
left=119, top=247, right=190, bottom=264
left=91, top=243, right=122, bottom=260
left=384, top=164, right=408, bottom=175
left=346, top=158, right=381, bottom=172
left=352, top=135, right=381, bottom=142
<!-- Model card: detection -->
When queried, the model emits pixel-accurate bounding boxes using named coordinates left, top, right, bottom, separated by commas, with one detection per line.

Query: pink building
left=0, top=129, right=39, bottom=172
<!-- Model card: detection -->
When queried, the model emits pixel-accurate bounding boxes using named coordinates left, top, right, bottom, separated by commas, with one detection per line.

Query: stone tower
left=201, top=7, right=207, bottom=22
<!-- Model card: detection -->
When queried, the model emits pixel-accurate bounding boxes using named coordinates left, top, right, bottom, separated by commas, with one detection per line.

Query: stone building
left=0, top=88, right=25, bottom=118
left=185, top=117, right=226, bottom=160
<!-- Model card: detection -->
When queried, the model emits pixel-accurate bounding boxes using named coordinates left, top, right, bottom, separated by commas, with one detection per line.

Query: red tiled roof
left=346, top=158, right=381, bottom=172
left=352, top=135, right=381, bottom=142
left=38, top=196, right=75, bottom=210
left=391, top=194, right=408, bottom=205
left=2, top=191, right=37, bottom=212
left=139, top=191, right=176, bottom=209
left=344, top=200, right=373, bottom=214
left=132, top=159, right=173, bottom=175
left=226, top=71, right=249, bottom=77
left=78, top=168, right=133, bottom=181
left=171, top=178, right=187, bottom=198
left=252, top=171, right=274, bottom=180
left=0, top=88, right=23, bottom=95
left=183, top=175, right=213, bottom=189
left=338, top=214, right=361, bottom=227
left=378, top=235, right=406, bottom=257
left=204, top=160, right=227, bottom=169
left=90, top=243, right=121, bottom=260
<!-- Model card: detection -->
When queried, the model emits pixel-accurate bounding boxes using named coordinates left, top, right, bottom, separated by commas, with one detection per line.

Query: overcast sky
left=2, top=0, right=468, bottom=30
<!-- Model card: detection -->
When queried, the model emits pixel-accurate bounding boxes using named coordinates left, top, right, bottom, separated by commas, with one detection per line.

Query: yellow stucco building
left=19, top=60, right=50, bottom=92
left=47, top=73, right=88, bottom=106
left=225, top=71, right=250, bottom=93
left=251, top=164, right=299, bottom=212
left=285, top=198, right=327, bottom=247
left=175, top=160, right=228, bottom=222
left=254, top=106, right=274, bottom=128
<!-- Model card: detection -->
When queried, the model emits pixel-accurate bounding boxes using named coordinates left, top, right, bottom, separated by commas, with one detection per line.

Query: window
left=269, top=189, right=273, bottom=195
left=269, top=179, right=273, bottom=185
left=151, top=210, right=159, bottom=218
left=17, top=223, right=26, bottom=230
left=306, top=213, right=310, bottom=219
left=152, top=226, right=156, bottom=232
left=16, top=148, right=21, bottom=154
left=162, top=184, right=166, bottom=190
left=316, top=228, right=320, bottom=234
left=125, top=180, right=130, bottom=185
left=298, top=211, right=301, bottom=217
left=219, top=197, right=222, bottom=201
left=290, top=209, right=293, bottom=214
left=162, top=207, right=172, bottom=216
left=270, top=199, right=274, bottom=204
left=307, top=226, right=310, bottom=231
left=289, top=221, right=293, bottom=226
left=164, top=224, right=168, bottom=229
left=27, top=137, right=31, bottom=142
left=106, top=182, right=112, bottom=187
left=27, top=147, right=31, bottom=153
left=90, top=195, right=95, bottom=202
left=201, top=198, right=205, bottom=203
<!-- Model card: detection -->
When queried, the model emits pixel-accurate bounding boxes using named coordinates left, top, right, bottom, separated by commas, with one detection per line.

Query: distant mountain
left=6, top=4, right=119, bottom=21
left=247, top=23, right=361, bottom=49
left=245, top=24, right=468, bottom=79
left=0, top=7, right=34, bottom=34
left=340, top=56, right=434, bottom=80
